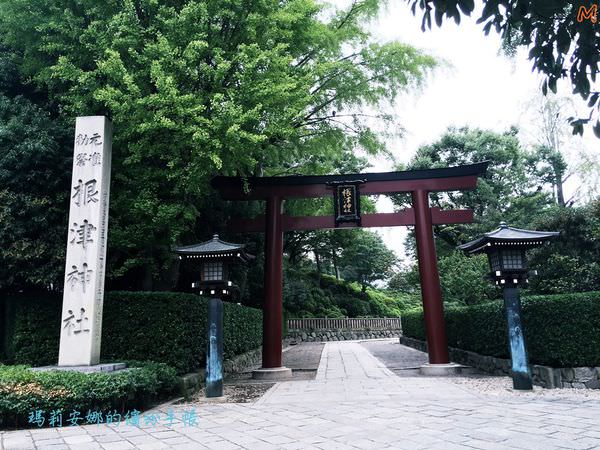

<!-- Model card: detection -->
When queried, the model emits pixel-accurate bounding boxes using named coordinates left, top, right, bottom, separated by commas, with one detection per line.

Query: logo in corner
left=577, top=4, right=598, bottom=23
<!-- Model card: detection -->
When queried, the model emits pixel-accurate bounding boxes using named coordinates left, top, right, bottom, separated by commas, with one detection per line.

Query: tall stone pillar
left=58, top=116, right=112, bottom=366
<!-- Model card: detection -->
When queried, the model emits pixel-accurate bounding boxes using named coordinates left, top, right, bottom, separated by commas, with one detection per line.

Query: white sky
left=331, top=1, right=599, bottom=262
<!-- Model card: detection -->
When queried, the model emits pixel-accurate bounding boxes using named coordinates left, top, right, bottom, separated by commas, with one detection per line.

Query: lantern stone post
left=459, top=222, right=558, bottom=390
left=502, top=286, right=532, bottom=389
left=206, top=297, right=224, bottom=398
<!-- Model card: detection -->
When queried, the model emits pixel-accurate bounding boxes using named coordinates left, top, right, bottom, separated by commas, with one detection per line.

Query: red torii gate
left=212, top=162, right=488, bottom=378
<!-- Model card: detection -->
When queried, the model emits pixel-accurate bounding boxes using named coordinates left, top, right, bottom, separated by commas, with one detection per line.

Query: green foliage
left=394, top=127, right=555, bottom=257
left=393, top=127, right=598, bottom=298
left=388, top=252, right=498, bottom=306
left=0, top=361, right=177, bottom=429
left=339, top=230, right=397, bottom=291
left=0, top=93, right=71, bottom=290
left=402, top=291, right=600, bottom=367
left=3, top=292, right=262, bottom=374
left=283, top=270, right=407, bottom=318
left=407, top=0, right=600, bottom=137
left=438, top=252, right=499, bottom=305
left=0, top=0, right=436, bottom=288
left=528, top=201, right=600, bottom=294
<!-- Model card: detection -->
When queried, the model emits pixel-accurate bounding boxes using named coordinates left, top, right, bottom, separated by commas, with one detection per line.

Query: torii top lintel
left=211, top=162, right=489, bottom=200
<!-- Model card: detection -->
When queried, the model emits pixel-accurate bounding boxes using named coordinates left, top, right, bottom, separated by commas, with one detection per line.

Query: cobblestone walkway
left=3, top=340, right=600, bottom=449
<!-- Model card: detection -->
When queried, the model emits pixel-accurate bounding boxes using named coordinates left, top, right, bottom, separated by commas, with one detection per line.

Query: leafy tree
left=406, top=0, right=600, bottom=137
left=437, top=252, right=498, bottom=305
left=528, top=201, right=600, bottom=294
left=0, top=0, right=436, bottom=289
left=339, top=230, right=397, bottom=291
left=393, top=127, right=555, bottom=256
left=392, top=127, right=599, bottom=300
left=0, top=47, right=85, bottom=291
left=521, top=94, right=600, bottom=205
left=388, top=253, right=498, bottom=305
left=0, top=85, right=71, bottom=290
left=387, top=266, right=420, bottom=294
left=283, top=193, right=377, bottom=276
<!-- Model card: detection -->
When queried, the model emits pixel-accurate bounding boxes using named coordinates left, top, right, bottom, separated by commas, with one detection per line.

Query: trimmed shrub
left=2, top=291, right=262, bottom=374
left=401, top=292, right=600, bottom=367
left=0, top=361, right=177, bottom=429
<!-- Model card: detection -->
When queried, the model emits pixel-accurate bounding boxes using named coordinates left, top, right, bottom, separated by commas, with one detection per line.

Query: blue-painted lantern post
left=458, top=222, right=558, bottom=390
left=206, top=297, right=224, bottom=397
left=173, top=234, right=253, bottom=398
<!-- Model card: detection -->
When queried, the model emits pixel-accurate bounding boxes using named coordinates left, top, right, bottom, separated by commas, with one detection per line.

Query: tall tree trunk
left=314, top=251, right=321, bottom=274
left=331, top=246, right=340, bottom=279
left=556, top=174, right=566, bottom=207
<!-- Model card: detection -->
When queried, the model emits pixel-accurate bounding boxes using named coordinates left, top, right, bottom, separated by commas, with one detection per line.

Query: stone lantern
left=458, top=222, right=558, bottom=390
left=174, top=234, right=253, bottom=299
left=174, top=234, right=253, bottom=398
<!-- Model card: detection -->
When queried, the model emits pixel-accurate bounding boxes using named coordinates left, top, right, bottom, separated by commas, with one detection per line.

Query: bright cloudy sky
left=326, top=1, right=598, bottom=262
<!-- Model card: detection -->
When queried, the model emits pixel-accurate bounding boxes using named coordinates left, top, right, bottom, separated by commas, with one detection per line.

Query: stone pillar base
left=203, top=395, right=229, bottom=403
left=419, top=363, right=464, bottom=376
left=32, top=363, right=127, bottom=373
left=252, top=366, right=293, bottom=381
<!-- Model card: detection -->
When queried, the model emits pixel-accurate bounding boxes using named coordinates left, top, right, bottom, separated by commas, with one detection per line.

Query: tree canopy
left=391, top=126, right=599, bottom=301
left=393, top=126, right=555, bottom=255
left=0, top=93, right=71, bottom=290
left=0, top=0, right=436, bottom=289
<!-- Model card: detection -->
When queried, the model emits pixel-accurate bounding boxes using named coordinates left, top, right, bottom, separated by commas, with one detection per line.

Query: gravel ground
left=193, top=383, right=275, bottom=403
left=449, top=374, right=600, bottom=400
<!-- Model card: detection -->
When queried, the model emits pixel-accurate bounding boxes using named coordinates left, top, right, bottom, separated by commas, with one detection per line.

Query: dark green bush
left=0, top=361, right=177, bottom=429
left=2, top=291, right=262, bottom=374
left=401, top=292, right=600, bottom=367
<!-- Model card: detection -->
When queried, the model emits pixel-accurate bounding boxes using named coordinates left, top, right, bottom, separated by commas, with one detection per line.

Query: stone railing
left=288, top=317, right=402, bottom=331
left=399, top=336, right=600, bottom=389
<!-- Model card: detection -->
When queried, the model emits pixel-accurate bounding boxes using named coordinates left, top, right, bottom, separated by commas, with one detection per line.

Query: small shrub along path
left=3, top=340, right=600, bottom=449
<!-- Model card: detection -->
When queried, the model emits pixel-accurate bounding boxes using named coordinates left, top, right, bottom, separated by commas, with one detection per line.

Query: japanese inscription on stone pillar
left=58, top=116, right=112, bottom=366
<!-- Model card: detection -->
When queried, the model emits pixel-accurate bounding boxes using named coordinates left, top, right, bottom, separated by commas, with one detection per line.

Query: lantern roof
left=458, top=222, right=559, bottom=254
left=173, top=234, right=253, bottom=260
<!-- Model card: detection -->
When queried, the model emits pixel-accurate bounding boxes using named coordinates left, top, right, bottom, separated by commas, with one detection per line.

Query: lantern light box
left=174, top=234, right=253, bottom=299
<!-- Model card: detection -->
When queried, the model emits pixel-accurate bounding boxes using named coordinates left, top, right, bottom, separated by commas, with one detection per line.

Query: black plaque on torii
left=327, top=180, right=365, bottom=227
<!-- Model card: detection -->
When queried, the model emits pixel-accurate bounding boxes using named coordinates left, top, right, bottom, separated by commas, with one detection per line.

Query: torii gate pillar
left=412, top=189, right=450, bottom=364
left=253, top=196, right=293, bottom=380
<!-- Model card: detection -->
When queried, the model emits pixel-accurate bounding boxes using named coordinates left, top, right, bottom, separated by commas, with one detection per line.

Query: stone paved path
left=3, top=340, right=600, bottom=449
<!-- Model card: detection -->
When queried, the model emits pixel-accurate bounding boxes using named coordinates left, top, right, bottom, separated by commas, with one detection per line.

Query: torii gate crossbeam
left=212, top=162, right=488, bottom=378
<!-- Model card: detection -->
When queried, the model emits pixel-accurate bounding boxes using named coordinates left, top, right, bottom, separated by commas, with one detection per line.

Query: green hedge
left=0, top=361, right=176, bottom=429
left=402, top=292, right=600, bottom=367
left=2, top=291, right=262, bottom=374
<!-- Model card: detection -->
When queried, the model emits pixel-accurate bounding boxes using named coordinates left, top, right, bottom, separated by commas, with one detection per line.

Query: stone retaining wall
left=399, top=336, right=600, bottom=389
left=288, top=329, right=401, bottom=342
